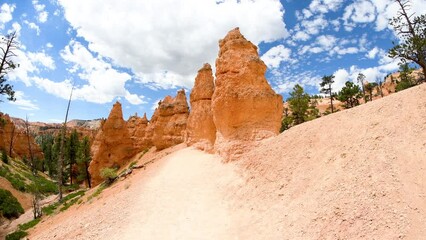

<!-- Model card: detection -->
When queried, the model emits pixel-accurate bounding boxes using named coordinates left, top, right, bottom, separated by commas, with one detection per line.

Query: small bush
left=0, top=189, right=24, bottom=219
left=100, top=167, right=117, bottom=185
left=5, top=230, right=28, bottom=240
left=395, top=80, right=414, bottom=92
left=19, top=218, right=41, bottom=231
left=1, top=150, right=8, bottom=164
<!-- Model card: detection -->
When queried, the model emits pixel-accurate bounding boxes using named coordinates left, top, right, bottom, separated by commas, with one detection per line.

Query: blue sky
left=0, top=0, right=425, bottom=122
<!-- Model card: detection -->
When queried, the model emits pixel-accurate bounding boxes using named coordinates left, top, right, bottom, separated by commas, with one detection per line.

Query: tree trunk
left=58, top=87, right=73, bottom=201
left=84, top=161, right=91, bottom=188
left=9, top=124, right=14, bottom=156
left=329, top=83, right=334, bottom=113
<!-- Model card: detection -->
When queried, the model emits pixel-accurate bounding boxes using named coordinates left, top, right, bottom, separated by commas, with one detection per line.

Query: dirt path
left=29, top=147, right=241, bottom=240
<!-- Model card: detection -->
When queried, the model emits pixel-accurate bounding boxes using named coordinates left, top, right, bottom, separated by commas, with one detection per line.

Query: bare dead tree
left=58, top=87, right=73, bottom=201
left=389, top=0, right=426, bottom=81
left=25, top=116, right=35, bottom=174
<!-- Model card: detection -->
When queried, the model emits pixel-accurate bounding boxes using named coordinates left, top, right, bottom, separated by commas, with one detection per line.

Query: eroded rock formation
left=152, top=89, right=189, bottom=150
left=186, top=63, right=216, bottom=151
left=211, top=28, right=283, bottom=159
left=0, top=112, right=43, bottom=159
left=88, top=102, right=135, bottom=186
left=127, top=113, right=152, bottom=152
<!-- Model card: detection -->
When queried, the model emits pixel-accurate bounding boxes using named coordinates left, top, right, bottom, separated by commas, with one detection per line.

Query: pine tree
left=320, top=75, right=335, bottom=113
left=288, top=84, right=310, bottom=125
left=66, top=129, right=79, bottom=185
left=337, top=81, right=362, bottom=108
left=0, top=31, right=18, bottom=102
left=77, top=136, right=92, bottom=188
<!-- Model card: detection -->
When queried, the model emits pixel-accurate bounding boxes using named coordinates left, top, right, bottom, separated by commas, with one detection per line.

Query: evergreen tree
left=77, top=136, right=92, bottom=188
left=395, top=63, right=416, bottom=91
left=365, top=82, right=378, bottom=101
left=320, top=75, right=335, bottom=113
left=288, top=84, right=310, bottom=125
left=0, top=31, right=18, bottom=102
left=66, top=130, right=79, bottom=185
left=337, top=81, right=362, bottom=108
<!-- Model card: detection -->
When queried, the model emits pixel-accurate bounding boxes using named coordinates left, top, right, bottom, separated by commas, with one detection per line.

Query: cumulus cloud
left=29, top=40, right=146, bottom=105
left=261, top=45, right=294, bottom=69
left=32, top=0, right=48, bottom=23
left=23, top=20, right=40, bottom=35
left=343, top=0, right=376, bottom=27
left=8, top=49, right=55, bottom=86
left=0, top=3, right=15, bottom=29
left=10, top=91, right=39, bottom=111
left=58, top=0, right=287, bottom=89
left=329, top=57, right=400, bottom=93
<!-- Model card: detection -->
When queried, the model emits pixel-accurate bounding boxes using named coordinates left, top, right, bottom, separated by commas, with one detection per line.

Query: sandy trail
left=29, top=147, right=240, bottom=240
left=113, top=147, right=238, bottom=239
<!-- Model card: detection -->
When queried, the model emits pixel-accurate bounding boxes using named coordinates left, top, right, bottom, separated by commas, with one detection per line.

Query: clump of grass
left=19, top=218, right=41, bottom=231
left=5, top=230, right=28, bottom=240
left=87, top=184, right=106, bottom=202
left=100, top=167, right=117, bottom=185
left=42, top=190, right=85, bottom=215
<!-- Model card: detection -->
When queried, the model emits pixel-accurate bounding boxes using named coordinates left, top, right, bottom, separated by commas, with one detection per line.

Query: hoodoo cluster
left=88, top=28, right=283, bottom=185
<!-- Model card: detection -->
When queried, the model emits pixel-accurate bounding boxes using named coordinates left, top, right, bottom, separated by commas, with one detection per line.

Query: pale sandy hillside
left=28, top=84, right=425, bottom=239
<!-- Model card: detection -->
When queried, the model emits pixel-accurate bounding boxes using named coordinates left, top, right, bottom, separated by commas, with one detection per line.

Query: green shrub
left=19, top=218, right=41, bottom=231
left=6, top=230, right=28, bottom=240
left=100, top=167, right=117, bottom=185
left=0, top=189, right=24, bottom=219
left=1, top=150, right=8, bottom=164
left=395, top=80, right=414, bottom=92
left=5, top=230, right=28, bottom=240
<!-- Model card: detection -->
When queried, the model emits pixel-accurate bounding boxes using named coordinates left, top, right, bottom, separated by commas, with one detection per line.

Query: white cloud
left=261, top=45, right=293, bottom=69
left=7, top=49, right=55, bottom=85
left=28, top=51, right=55, bottom=70
left=343, top=0, right=376, bottom=25
left=46, top=42, right=53, bottom=48
left=0, top=3, right=15, bottom=29
left=366, top=47, right=384, bottom=59
left=316, top=35, right=337, bottom=49
left=301, top=15, right=328, bottom=35
left=40, top=40, right=145, bottom=105
left=38, top=11, right=48, bottom=23
left=32, top=0, right=48, bottom=23
left=24, top=20, right=40, bottom=35
left=10, top=91, right=39, bottom=111
left=293, top=31, right=310, bottom=41
left=58, top=0, right=287, bottom=89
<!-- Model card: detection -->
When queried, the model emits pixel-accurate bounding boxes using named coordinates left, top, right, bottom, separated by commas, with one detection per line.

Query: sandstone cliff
left=211, top=28, right=283, bottom=159
left=152, top=89, right=189, bottom=150
left=0, top=112, right=43, bottom=159
left=186, top=63, right=216, bottom=151
left=88, top=102, right=135, bottom=186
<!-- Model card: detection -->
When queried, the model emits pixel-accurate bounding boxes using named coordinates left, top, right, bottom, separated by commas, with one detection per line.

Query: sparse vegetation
left=5, top=230, right=28, bottom=240
left=19, top=218, right=41, bottom=231
left=42, top=190, right=85, bottom=215
left=1, top=149, right=8, bottom=164
left=0, top=189, right=24, bottom=219
left=100, top=167, right=118, bottom=185
left=320, top=75, right=336, bottom=113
